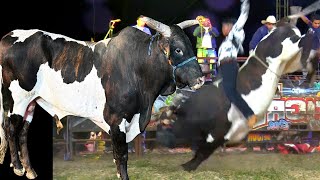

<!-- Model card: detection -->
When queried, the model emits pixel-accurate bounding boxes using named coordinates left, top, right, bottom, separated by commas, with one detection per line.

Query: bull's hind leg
left=6, top=115, right=25, bottom=176
left=182, top=138, right=225, bottom=172
left=0, top=111, right=8, bottom=164
left=19, top=121, right=37, bottom=179
left=18, top=101, right=37, bottom=179
left=110, top=125, right=129, bottom=180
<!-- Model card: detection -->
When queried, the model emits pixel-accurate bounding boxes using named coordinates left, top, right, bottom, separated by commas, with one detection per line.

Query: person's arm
left=300, top=14, right=311, bottom=25
left=193, top=26, right=202, bottom=37
left=209, top=27, right=220, bottom=37
left=232, top=0, right=250, bottom=32
left=249, top=27, right=265, bottom=51
left=227, top=0, right=249, bottom=53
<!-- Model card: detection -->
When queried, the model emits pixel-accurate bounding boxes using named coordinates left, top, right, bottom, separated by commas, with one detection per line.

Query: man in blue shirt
left=300, top=13, right=320, bottom=55
left=249, top=15, right=276, bottom=54
left=132, top=15, right=152, bottom=35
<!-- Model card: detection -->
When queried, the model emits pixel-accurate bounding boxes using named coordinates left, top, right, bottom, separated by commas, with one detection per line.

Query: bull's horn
left=177, top=20, right=199, bottom=29
left=141, top=16, right=171, bottom=37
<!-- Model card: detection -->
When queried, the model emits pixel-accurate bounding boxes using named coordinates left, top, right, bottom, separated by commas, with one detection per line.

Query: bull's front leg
left=182, top=138, right=225, bottom=172
left=110, top=125, right=129, bottom=180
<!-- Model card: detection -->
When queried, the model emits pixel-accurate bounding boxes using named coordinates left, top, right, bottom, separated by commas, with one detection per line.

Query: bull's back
left=0, top=29, right=107, bottom=121
left=0, top=29, right=98, bottom=89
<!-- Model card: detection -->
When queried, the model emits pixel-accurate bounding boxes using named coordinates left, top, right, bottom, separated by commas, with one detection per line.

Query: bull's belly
left=8, top=62, right=108, bottom=131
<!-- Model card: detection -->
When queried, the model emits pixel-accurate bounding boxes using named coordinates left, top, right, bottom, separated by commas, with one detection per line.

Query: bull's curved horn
left=141, top=16, right=171, bottom=37
left=176, top=20, right=199, bottom=29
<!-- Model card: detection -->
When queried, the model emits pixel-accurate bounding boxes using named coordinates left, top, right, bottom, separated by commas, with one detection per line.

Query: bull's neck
left=238, top=57, right=285, bottom=116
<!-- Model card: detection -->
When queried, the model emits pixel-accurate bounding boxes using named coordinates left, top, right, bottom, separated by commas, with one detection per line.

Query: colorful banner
left=254, top=97, right=320, bottom=131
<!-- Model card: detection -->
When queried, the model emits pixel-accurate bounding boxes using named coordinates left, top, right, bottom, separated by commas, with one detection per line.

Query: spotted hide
left=0, top=16, right=204, bottom=179
left=157, top=23, right=317, bottom=172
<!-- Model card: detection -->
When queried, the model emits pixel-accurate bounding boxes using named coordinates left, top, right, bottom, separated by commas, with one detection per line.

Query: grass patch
left=53, top=152, right=320, bottom=180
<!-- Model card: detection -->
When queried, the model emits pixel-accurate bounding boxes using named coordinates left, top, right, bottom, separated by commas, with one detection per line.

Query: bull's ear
left=158, top=38, right=170, bottom=59
left=176, top=20, right=199, bottom=29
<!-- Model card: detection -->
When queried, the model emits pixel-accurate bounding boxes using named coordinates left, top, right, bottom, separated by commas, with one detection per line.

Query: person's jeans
left=197, top=48, right=218, bottom=80
left=220, top=60, right=254, bottom=118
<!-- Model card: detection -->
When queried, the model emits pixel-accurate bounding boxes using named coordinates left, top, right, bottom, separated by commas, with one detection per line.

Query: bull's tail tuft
left=0, top=65, right=7, bottom=164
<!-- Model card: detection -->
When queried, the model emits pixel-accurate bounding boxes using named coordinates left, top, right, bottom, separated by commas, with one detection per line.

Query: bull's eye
left=175, top=48, right=183, bottom=56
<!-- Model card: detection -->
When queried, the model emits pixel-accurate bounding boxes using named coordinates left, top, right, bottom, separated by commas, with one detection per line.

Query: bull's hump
left=11, top=29, right=96, bottom=51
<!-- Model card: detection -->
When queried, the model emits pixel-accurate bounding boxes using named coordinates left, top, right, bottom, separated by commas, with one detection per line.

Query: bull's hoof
left=13, top=167, right=25, bottom=176
left=181, top=162, right=197, bottom=172
left=0, top=153, right=4, bottom=164
left=26, top=168, right=38, bottom=179
left=0, top=146, right=7, bottom=164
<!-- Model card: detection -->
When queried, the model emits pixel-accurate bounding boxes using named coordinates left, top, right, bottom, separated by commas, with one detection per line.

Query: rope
left=92, top=0, right=96, bottom=41
left=147, top=33, right=196, bottom=83
left=148, top=32, right=160, bottom=56
left=251, top=54, right=281, bottom=78
left=171, top=56, right=197, bottom=82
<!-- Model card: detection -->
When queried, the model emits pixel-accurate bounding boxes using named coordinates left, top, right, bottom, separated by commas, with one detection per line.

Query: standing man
left=218, top=0, right=257, bottom=129
left=193, top=16, right=220, bottom=82
left=300, top=13, right=320, bottom=58
left=249, top=15, right=276, bottom=54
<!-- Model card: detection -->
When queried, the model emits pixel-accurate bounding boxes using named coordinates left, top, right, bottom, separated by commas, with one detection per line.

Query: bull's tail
left=0, top=65, right=7, bottom=164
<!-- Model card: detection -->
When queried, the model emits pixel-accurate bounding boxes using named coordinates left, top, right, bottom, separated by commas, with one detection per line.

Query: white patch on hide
left=11, top=29, right=96, bottom=51
left=119, top=114, right=142, bottom=143
left=9, top=62, right=109, bottom=133
left=206, top=134, right=215, bottom=143
left=224, top=104, right=249, bottom=142
left=242, top=34, right=302, bottom=116
left=225, top=28, right=304, bottom=142
left=11, top=29, right=39, bottom=44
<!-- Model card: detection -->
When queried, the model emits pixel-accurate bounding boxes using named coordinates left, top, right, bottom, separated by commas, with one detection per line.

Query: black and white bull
left=0, top=16, right=204, bottom=179
left=157, top=23, right=318, bottom=171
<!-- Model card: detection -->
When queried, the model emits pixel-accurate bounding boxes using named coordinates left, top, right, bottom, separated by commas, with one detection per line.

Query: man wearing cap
left=249, top=15, right=277, bottom=54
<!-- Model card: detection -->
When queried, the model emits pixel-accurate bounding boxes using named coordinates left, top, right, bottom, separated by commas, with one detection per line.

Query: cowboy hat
left=261, top=15, right=277, bottom=24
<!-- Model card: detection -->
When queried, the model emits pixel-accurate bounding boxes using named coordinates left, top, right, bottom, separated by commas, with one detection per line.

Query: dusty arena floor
left=53, top=150, right=320, bottom=180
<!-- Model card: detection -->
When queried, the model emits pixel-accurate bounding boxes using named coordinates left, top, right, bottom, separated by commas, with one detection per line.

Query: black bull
left=157, top=23, right=319, bottom=171
left=0, top=17, right=204, bottom=179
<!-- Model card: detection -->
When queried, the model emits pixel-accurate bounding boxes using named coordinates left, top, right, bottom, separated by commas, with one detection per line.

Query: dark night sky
left=0, top=0, right=318, bottom=56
